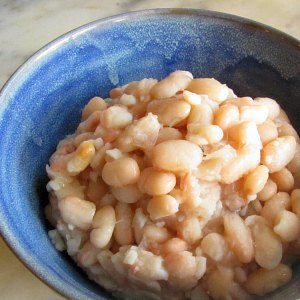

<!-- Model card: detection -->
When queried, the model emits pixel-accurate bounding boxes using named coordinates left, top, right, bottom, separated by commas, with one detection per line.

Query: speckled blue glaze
left=0, top=9, right=299, bottom=300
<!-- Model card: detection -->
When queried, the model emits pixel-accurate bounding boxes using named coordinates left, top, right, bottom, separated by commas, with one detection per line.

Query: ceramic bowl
left=0, top=9, right=299, bottom=300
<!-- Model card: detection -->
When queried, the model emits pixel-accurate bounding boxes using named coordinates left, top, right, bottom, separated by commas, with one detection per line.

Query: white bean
left=257, top=119, right=278, bottom=145
left=102, top=157, right=140, bottom=187
left=90, top=205, right=116, bottom=248
left=150, top=71, right=192, bottom=99
left=239, top=105, right=268, bottom=124
left=224, top=213, right=254, bottom=263
left=250, top=220, right=282, bottom=269
left=221, top=145, right=260, bottom=184
left=261, top=192, right=291, bottom=225
left=273, top=210, right=300, bottom=242
left=101, top=106, right=132, bottom=130
left=111, top=184, right=142, bottom=203
left=214, top=104, right=239, bottom=131
left=187, top=103, right=213, bottom=125
left=262, top=136, right=296, bottom=173
left=114, top=202, right=134, bottom=245
left=245, top=264, right=292, bottom=296
left=58, top=196, right=96, bottom=230
left=254, top=97, right=280, bottom=120
left=187, top=78, right=229, bottom=103
left=152, top=140, right=203, bottom=173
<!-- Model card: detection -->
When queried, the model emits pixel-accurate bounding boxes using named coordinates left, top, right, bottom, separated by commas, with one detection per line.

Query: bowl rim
left=0, top=8, right=299, bottom=300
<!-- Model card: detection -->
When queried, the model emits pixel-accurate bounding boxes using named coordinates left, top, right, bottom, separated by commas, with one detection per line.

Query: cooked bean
left=58, top=196, right=96, bottom=230
left=196, top=158, right=224, bottom=182
left=73, top=132, right=95, bottom=148
left=187, top=103, right=214, bottom=126
left=147, top=98, right=191, bottom=127
left=187, top=78, right=229, bottom=103
left=111, top=184, right=142, bottom=203
left=291, top=189, right=300, bottom=218
left=77, top=241, right=98, bottom=267
left=105, top=148, right=123, bottom=161
left=124, top=77, right=158, bottom=100
left=177, top=216, right=202, bottom=244
left=130, top=101, right=148, bottom=119
left=116, top=113, right=160, bottom=152
left=164, top=251, right=197, bottom=289
left=150, top=70, right=192, bottom=99
left=186, top=124, right=223, bottom=146
left=254, top=97, right=280, bottom=120
left=262, top=136, right=296, bottom=173
left=156, top=127, right=183, bottom=144
left=240, top=105, right=268, bottom=124
left=224, top=96, right=253, bottom=107
left=274, top=109, right=291, bottom=127
left=152, top=140, right=203, bottom=173
left=244, top=215, right=268, bottom=227
left=147, top=195, right=179, bottom=220
left=201, top=233, right=228, bottom=261
left=245, top=264, right=292, bottom=296
left=257, top=119, right=278, bottom=145
left=221, top=145, right=260, bottom=184
left=274, top=210, right=300, bottom=242
left=119, top=93, right=136, bottom=107
left=229, top=121, right=262, bottom=149
left=261, top=192, right=291, bottom=225
left=160, top=238, right=188, bottom=256
left=270, top=168, right=294, bottom=192
left=82, top=97, right=107, bottom=120
left=87, top=177, right=108, bottom=205
left=77, top=111, right=101, bottom=133
left=90, top=205, right=116, bottom=248
left=214, top=104, right=239, bottom=131
left=114, top=202, right=134, bottom=245
left=182, top=90, right=202, bottom=105
left=143, top=224, right=171, bottom=243
left=244, top=165, right=269, bottom=195
left=101, top=106, right=132, bottom=130
left=278, top=123, right=299, bottom=142
left=224, top=213, right=254, bottom=263
left=206, top=266, right=234, bottom=299
left=102, top=157, right=140, bottom=187
left=250, top=220, right=282, bottom=269
left=138, top=167, right=176, bottom=196
left=67, top=140, right=95, bottom=174
left=257, top=178, right=277, bottom=201
left=287, top=143, right=300, bottom=173
left=132, top=208, right=149, bottom=244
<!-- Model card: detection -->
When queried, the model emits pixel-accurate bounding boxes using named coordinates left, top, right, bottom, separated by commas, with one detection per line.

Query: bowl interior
left=0, top=9, right=299, bottom=300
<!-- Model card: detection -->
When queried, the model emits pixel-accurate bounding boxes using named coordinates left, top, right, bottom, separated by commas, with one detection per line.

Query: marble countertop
left=0, top=0, right=299, bottom=299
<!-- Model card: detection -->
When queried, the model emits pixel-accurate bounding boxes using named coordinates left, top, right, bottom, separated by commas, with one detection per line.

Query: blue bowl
left=0, top=8, right=299, bottom=300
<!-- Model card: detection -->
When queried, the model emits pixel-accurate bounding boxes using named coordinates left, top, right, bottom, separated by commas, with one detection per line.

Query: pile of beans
left=46, top=71, right=300, bottom=300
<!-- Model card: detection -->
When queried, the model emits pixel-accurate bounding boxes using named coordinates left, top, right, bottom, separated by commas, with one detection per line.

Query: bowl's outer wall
left=0, top=9, right=299, bottom=300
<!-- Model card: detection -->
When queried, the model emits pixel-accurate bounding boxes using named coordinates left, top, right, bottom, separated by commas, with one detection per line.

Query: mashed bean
left=46, top=71, right=299, bottom=300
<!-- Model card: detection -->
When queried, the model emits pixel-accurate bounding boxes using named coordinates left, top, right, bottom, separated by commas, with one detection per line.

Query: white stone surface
left=0, top=0, right=299, bottom=299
